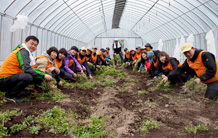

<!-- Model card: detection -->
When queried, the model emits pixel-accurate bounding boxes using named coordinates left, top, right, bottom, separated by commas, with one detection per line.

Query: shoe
left=3, top=97, right=23, bottom=103
left=33, top=87, right=43, bottom=93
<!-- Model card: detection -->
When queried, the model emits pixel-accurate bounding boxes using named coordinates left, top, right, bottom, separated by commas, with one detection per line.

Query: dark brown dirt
left=1, top=67, right=218, bottom=137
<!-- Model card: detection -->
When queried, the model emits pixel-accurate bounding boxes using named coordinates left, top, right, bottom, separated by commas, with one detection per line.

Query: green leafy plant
left=0, top=124, right=9, bottom=137
left=185, top=76, right=207, bottom=94
left=71, top=117, right=106, bottom=138
left=214, top=127, right=218, bottom=131
left=140, top=120, right=160, bottom=136
left=10, top=124, right=27, bottom=133
left=0, top=109, right=22, bottom=124
left=138, top=90, right=147, bottom=95
left=153, top=77, right=171, bottom=92
left=114, top=55, right=121, bottom=63
left=29, top=125, right=41, bottom=135
left=120, top=88, right=128, bottom=93
left=184, top=123, right=208, bottom=135
left=73, top=81, right=95, bottom=90
left=36, top=89, right=65, bottom=101
left=35, top=106, right=70, bottom=134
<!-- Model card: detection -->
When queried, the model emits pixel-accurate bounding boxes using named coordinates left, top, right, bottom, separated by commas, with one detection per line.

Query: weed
left=184, top=123, right=208, bottom=135
left=0, top=124, right=9, bottom=137
left=0, top=109, right=22, bottom=124
left=10, top=124, right=27, bottom=133
left=145, top=99, right=157, bottom=108
left=35, top=106, right=70, bottom=134
left=73, top=81, right=95, bottom=90
left=153, top=77, right=171, bottom=92
left=71, top=117, right=106, bottom=138
left=120, top=88, right=128, bottom=93
left=114, top=55, right=121, bottom=63
left=214, top=127, right=218, bottom=131
left=29, top=125, right=41, bottom=135
left=140, top=120, right=160, bottom=136
left=22, top=97, right=30, bottom=102
left=138, top=90, right=147, bottom=95
left=132, top=78, right=139, bottom=82
left=185, top=76, right=207, bottom=94
left=36, top=89, right=66, bottom=101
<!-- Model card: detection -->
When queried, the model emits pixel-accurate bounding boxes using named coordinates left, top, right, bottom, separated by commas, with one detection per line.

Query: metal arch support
left=32, top=0, right=59, bottom=24
left=131, top=0, right=159, bottom=30
left=16, top=0, right=33, bottom=17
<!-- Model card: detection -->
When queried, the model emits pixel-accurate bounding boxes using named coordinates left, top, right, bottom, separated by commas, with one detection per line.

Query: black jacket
left=168, top=49, right=217, bottom=82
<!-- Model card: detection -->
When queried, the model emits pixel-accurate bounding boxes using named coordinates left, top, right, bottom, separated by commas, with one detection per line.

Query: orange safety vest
left=125, top=52, right=130, bottom=59
left=68, top=58, right=74, bottom=67
left=91, top=53, right=97, bottom=63
left=153, top=59, right=158, bottom=68
left=0, top=47, right=24, bottom=78
left=97, top=51, right=106, bottom=60
left=187, top=50, right=218, bottom=83
left=32, top=56, right=55, bottom=70
left=77, top=52, right=86, bottom=64
left=162, top=60, right=182, bottom=71
left=131, top=54, right=135, bottom=61
left=134, top=53, right=141, bottom=61
left=54, top=58, right=63, bottom=69
left=105, top=52, right=109, bottom=58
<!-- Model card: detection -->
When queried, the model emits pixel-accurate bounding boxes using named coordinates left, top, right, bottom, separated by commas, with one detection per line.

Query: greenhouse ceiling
left=1, top=0, right=218, bottom=44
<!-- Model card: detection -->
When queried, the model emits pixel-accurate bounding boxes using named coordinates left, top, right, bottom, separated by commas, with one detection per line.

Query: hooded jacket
left=64, top=51, right=82, bottom=75
left=34, top=51, right=60, bottom=75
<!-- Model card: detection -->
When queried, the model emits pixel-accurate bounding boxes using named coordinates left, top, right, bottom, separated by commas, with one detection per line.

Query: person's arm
left=19, top=49, right=45, bottom=79
left=72, top=56, right=83, bottom=72
left=83, top=59, right=91, bottom=75
left=200, top=52, right=217, bottom=81
left=167, top=60, right=189, bottom=79
left=170, top=58, right=179, bottom=70
left=64, top=57, right=75, bottom=75
left=139, top=63, right=144, bottom=71
left=136, top=58, right=141, bottom=63
left=106, top=55, right=110, bottom=61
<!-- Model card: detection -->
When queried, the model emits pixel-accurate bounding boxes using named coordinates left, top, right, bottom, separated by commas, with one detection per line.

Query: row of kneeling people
left=0, top=36, right=112, bottom=103
left=123, top=43, right=218, bottom=100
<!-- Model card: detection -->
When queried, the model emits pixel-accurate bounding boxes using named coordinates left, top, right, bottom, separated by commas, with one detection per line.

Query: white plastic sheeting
left=157, top=39, right=163, bottom=51
left=187, top=34, right=194, bottom=46
left=173, top=38, right=180, bottom=61
left=206, top=30, right=216, bottom=57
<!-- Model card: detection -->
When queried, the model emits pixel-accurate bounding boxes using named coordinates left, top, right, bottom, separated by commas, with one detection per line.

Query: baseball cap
left=136, top=46, right=141, bottom=49
left=92, top=45, right=98, bottom=49
left=181, top=43, right=193, bottom=53
left=80, top=47, right=87, bottom=51
left=87, top=46, right=92, bottom=51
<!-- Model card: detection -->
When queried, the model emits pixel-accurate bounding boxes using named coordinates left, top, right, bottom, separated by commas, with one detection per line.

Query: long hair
left=141, top=52, right=147, bottom=64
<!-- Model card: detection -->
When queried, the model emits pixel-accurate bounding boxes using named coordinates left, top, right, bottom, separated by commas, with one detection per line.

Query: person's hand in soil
left=47, top=67, right=55, bottom=72
left=44, top=74, right=52, bottom=81
left=58, top=81, right=63, bottom=86
left=138, top=70, right=140, bottom=73
left=82, top=65, right=86, bottom=71
left=73, top=73, right=77, bottom=78
left=96, top=65, right=102, bottom=70
left=194, top=78, right=201, bottom=84
left=81, top=70, right=85, bottom=76
left=89, top=75, right=93, bottom=79
left=154, top=76, right=158, bottom=81
left=88, top=62, right=92, bottom=66
left=162, top=76, right=168, bottom=83
left=161, top=74, right=166, bottom=79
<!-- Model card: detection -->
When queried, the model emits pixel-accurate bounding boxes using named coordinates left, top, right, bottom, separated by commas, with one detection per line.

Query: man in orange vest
left=145, top=43, right=153, bottom=53
left=164, top=43, right=218, bottom=100
left=0, top=36, right=52, bottom=103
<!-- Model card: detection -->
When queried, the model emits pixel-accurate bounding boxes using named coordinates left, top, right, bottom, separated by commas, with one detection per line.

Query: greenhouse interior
left=0, top=0, right=218, bottom=137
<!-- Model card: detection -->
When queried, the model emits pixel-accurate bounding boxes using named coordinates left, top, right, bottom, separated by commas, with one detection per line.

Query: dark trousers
left=205, top=81, right=218, bottom=100
left=0, top=73, right=34, bottom=98
left=113, top=52, right=124, bottom=65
